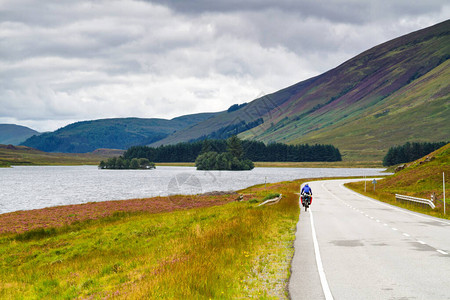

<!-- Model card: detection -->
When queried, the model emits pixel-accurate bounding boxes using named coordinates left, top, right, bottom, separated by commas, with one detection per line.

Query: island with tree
left=195, top=136, right=254, bottom=170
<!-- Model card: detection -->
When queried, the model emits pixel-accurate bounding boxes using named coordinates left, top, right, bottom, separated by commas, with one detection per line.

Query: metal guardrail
left=395, top=194, right=435, bottom=209
left=258, top=194, right=282, bottom=206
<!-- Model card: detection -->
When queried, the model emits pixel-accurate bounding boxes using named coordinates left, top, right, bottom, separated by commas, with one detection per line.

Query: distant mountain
left=22, top=113, right=217, bottom=153
left=152, top=20, right=450, bottom=161
left=0, top=124, right=40, bottom=145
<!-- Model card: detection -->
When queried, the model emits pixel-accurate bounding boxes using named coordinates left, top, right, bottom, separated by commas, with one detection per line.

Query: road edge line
left=309, top=209, right=334, bottom=300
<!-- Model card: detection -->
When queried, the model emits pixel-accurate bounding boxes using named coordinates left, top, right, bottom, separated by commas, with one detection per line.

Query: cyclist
left=301, top=183, right=313, bottom=206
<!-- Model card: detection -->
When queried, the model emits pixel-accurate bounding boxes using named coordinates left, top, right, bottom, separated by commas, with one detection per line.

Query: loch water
left=0, top=165, right=387, bottom=214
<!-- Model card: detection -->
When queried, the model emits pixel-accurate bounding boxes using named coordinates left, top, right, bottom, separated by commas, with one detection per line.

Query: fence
left=395, top=194, right=435, bottom=209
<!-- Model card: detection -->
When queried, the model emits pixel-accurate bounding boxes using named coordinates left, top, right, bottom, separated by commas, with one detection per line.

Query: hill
left=0, top=144, right=113, bottom=166
left=152, top=20, right=450, bottom=161
left=0, top=124, right=39, bottom=145
left=21, top=113, right=217, bottom=153
left=347, top=143, right=449, bottom=218
left=378, top=143, right=449, bottom=199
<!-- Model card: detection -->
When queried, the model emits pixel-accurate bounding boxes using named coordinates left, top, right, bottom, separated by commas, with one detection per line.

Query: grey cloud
left=147, top=0, right=447, bottom=23
left=0, top=0, right=448, bottom=132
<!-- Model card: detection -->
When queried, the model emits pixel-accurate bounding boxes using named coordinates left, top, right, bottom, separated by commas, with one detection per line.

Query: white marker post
left=372, top=179, right=377, bottom=191
left=364, top=175, right=367, bottom=192
left=444, top=172, right=446, bottom=215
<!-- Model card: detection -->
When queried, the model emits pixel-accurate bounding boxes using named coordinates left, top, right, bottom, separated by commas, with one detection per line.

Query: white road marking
left=340, top=183, right=450, bottom=226
left=322, top=181, right=450, bottom=260
left=309, top=209, right=334, bottom=300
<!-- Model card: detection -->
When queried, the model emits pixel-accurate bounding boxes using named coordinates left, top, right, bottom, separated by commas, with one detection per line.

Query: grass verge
left=254, top=161, right=383, bottom=168
left=345, top=180, right=450, bottom=220
left=0, top=180, right=303, bottom=299
left=345, top=144, right=449, bottom=220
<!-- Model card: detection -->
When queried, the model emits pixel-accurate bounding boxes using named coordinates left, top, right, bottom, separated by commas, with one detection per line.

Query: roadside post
left=364, top=175, right=367, bottom=192
left=444, top=172, right=446, bottom=215
left=372, top=179, right=377, bottom=191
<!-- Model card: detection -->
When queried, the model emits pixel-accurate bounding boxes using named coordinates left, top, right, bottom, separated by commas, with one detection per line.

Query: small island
left=99, top=157, right=155, bottom=169
left=195, top=136, right=254, bottom=171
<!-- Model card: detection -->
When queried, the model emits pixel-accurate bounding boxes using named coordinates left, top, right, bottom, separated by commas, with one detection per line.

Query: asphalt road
left=289, top=179, right=450, bottom=300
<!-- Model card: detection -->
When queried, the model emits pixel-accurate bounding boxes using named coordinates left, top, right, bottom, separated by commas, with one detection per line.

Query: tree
left=130, top=158, right=139, bottom=169
left=99, top=160, right=106, bottom=169
left=201, top=139, right=213, bottom=154
left=138, top=158, right=155, bottom=169
left=227, top=135, right=243, bottom=159
left=382, top=141, right=447, bottom=166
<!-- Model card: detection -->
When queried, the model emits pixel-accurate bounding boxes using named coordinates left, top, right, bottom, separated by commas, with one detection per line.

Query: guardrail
left=395, top=194, right=435, bottom=209
left=258, top=194, right=282, bottom=206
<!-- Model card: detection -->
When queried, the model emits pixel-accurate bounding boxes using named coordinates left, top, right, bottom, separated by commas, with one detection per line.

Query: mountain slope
left=22, top=113, right=217, bottom=153
left=0, top=124, right=39, bottom=145
left=153, top=20, right=450, bottom=161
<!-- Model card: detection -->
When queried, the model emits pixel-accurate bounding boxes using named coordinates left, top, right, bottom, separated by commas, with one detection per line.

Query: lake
left=0, top=165, right=386, bottom=214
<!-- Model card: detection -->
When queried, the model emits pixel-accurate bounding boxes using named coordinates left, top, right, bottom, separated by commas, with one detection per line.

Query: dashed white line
left=323, top=181, right=449, bottom=259
left=340, top=183, right=450, bottom=226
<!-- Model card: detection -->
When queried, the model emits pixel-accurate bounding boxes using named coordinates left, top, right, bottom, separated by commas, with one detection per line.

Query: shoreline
left=0, top=175, right=387, bottom=235
left=0, top=192, right=242, bottom=235
left=133, top=161, right=383, bottom=168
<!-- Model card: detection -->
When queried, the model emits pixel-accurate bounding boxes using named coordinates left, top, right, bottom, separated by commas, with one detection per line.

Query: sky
left=1, top=0, right=449, bottom=132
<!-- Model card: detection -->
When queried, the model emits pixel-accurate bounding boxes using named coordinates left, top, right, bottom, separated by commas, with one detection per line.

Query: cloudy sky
left=1, top=0, right=449, bottom=132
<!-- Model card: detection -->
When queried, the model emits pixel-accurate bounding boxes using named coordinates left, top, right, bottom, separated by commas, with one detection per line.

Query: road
left=289, top=179, right=450, bottom=300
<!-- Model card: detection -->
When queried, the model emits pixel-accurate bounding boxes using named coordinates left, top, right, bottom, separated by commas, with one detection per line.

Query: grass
left=0, top=145, right=110, bottom=166
left=0, top=180, right=303, bottom=299
left=157, top=161, right=384, bottom=168
left=262, top=193, right=281, bottom=201
left=346, top=143, right=450, bottom=220
left=254, top=161, right=383, bottom=168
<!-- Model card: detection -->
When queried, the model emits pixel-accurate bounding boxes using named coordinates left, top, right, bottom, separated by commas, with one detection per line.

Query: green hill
left=153, top=20, right=450, bottom=161
left=346, top=143, right=449, bottom=219
left=377, top=143, right=449, bottom=199
left=21, top=113, right=217, bottom=153
left=0, top=124, right=39, bottom=145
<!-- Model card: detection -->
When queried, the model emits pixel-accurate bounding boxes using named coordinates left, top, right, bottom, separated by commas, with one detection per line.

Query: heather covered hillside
left=154, top=20, right=450, bottom=161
